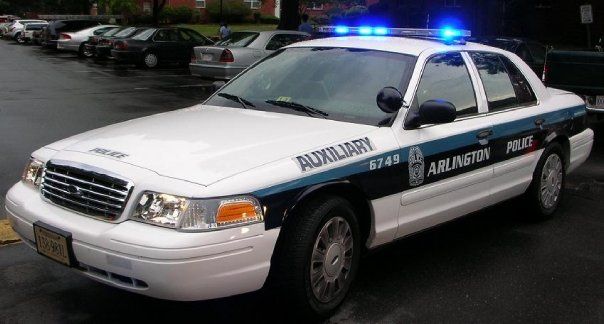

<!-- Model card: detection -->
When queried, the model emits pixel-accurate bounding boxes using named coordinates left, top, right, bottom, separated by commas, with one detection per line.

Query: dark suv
left=43, top=19, right=100, bottom=48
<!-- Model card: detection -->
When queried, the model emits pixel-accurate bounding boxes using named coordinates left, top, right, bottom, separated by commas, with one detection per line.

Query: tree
left=152, top=0, right=167, bottom=26
left=98, top=0, right=138, bottom=16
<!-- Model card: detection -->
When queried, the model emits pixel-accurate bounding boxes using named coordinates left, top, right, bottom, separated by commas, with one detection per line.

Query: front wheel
left=16, top=34, right=26, bottom=44
left=525, top=143, right=565, bottom=220
left=142, top=51, right=159, bottom=69
left=268, top=196, right=361, bottom=318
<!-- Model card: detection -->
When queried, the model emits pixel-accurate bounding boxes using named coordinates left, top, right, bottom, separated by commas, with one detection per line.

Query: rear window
left=133, top=28, right=156, bottom=40
left=216, top=32, right=259, bottom=47
left=26, top=24, right=46, bottom=30
left=114, top=27, right=137, bottom=38
left=102, top=27, right=122, bottom=37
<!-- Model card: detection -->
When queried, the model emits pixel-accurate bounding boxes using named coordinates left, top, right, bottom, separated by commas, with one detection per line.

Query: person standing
left=298, top=14, right=313, bottom=34
left=219, top=22, right=231, bottom=40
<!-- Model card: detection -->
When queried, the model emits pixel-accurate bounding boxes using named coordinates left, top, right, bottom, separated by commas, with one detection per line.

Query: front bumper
left=189, top=62, right=245, bottom=80
left=5, top=181, right=279, bottom=301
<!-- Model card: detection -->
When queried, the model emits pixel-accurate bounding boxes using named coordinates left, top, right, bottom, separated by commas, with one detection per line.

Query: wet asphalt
left=0, top=39, right=603, bottom=323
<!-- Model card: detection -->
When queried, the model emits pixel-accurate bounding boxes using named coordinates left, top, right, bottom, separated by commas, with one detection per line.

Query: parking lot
left=1, top=39, right=603, bottom=323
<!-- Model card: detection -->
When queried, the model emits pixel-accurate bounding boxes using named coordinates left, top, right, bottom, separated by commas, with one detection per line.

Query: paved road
left=1, top=40, right=603, bottom=323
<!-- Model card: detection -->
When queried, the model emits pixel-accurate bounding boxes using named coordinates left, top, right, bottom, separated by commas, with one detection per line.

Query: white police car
left=5, top=26, right=594, bottom=317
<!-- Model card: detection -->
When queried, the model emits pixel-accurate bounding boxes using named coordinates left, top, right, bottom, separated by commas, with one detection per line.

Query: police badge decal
left=408, top=146, right=424, bottom=186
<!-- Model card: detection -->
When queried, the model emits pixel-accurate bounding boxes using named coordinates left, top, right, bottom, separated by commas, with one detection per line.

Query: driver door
left=392, top=51, right=495, bottom=238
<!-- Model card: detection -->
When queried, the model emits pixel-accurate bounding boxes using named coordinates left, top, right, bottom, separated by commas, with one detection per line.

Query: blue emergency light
left=317, top=26, right=471, bottom=44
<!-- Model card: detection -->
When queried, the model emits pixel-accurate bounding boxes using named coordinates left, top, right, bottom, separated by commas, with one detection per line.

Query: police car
left=5, top=26, right=594, bottom=317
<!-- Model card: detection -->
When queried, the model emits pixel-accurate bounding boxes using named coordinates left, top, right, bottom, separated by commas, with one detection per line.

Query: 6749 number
left=369, top=154, right=400, bottom=170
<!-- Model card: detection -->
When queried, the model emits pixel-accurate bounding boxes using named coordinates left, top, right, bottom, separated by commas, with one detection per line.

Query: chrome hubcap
left=144, top=53, right=158, bottom=67
left=540, top=154, right=563, bottom=209
left=310, top=216, right=353, bottom=303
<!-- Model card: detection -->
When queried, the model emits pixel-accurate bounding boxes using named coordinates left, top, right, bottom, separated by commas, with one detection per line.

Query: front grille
left=41, top=161, right=133, bottom=220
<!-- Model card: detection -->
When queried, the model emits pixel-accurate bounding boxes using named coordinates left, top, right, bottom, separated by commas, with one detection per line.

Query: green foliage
left=98, top=0, right=138, bottom=16
left=260, top=14, right=279, bottom=24
left=207, top=0, right=252, bottom=23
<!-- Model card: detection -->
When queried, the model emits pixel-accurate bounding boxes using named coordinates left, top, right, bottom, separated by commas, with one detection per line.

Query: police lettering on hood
left=295, top=137, right=375, bottom=172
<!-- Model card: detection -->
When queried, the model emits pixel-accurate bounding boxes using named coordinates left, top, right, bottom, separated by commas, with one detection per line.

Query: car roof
left=286, top=36, right=503, bottom=56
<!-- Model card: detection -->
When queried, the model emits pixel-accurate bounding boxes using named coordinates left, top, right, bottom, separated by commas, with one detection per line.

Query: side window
left=500, top=55, right=537, bottom=105
left=179, top=29, right=192, bottom=41
left=266, top=34, right=307, bottom=51
left=93, top=27, right=112, bottom=35
left=155, top=29, right=179, bottom=41
left=415, top=52, right=478, bottom=118
left=470, top=52, right=518, bottom=111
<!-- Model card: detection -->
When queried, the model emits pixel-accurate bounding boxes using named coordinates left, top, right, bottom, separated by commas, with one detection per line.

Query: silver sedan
left=190, top=30, right=309, bottom=80
left=56, top=25, right=118, bottom=56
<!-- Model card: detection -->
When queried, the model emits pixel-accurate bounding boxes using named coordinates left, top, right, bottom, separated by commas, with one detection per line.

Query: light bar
left=316, top=26, right=471, bottom=41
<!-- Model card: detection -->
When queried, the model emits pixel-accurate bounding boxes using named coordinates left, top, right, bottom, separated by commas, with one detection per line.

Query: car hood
left=50, top=105, right=376, bottom=186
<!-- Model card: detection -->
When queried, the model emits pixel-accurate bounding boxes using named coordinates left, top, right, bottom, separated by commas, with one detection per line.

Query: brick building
left=138, top=0, right=380, bottom=22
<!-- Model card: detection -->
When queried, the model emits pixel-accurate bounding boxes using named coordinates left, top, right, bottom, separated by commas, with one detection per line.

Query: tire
left=13, top=32, right=21, bottom=41
left=142, top=51, right=159, bottom=69
left=268, top=196, right=361, bottom=319
left=525, top=143, right=566, bottom=220
left=81, top=43, right=94, bottom=58
left=16, top=34, right=26, bottom=44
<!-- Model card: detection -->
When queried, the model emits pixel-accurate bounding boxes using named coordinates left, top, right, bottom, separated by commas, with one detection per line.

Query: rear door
left=394, top=51, right=494, bottom=238
left=467, top=52, right=542, bottom=204
left=153, top=29, right=182, bottom=61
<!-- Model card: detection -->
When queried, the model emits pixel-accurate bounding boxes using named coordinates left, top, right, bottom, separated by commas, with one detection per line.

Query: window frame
left=195, top=0, right=206, bottom=8
left=243, top=0, right=261, bottom=9
left=404, top=50, right=484, bottom=129
left=466, top=50, right=540, bottom=115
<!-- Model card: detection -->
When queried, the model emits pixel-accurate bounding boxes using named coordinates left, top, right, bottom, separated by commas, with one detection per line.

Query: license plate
left=596, top=96, right=604, bottom=108
left=33, top=222, right=74, bottom=267
left=202, top=54, right=213, bottom=61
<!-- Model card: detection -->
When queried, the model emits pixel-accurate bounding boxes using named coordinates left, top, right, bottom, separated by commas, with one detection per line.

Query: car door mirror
left=419, top=100, right=457, bottom=124
left=376, top=87, right=404, bottom=113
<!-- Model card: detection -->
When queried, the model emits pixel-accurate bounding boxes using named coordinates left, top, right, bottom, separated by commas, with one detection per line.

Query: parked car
left=111, top=27, right=213, bottom=68
left=31, top=27, right=46, bottom=45
left=190, top=30, right=309, bottom=80
left=544, top=49, right=604, bottom=120
left=0, top=15, right=19, bottom=23
left=470, top=37, right=546, bottom=77
left=84, top=26, right=149, bottom=59
left=56, top=25, right=118, bottom=56
left=17, top=22, right=48, bottom=44
left=42, top=20, right=101, bottom=49
left=4, top=19, right=47, bottom=40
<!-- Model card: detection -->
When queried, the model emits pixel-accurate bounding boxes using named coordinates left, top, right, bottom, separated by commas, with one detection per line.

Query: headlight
left=130, top=191, right=264, bottom=231
left=22, top=158, right=44, bottom=187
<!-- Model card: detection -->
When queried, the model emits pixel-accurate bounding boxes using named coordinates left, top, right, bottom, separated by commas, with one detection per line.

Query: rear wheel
left=525, top=143, right=565, bottom=220
left=142, top=51, right=159, bottom=69
left=268, top=196, right=361, bottom=318
left=13, top=32, right=21, bottom=42
left=81, top=43, right=94, bottom=58
left=16, top=33, right=26, bottom=44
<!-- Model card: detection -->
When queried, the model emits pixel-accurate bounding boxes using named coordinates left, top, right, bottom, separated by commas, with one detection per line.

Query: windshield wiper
left=217, top=93, right=255, bottom=109
left=265, top=100, right=329, bottom=118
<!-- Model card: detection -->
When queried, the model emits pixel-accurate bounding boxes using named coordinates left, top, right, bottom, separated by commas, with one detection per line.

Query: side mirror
left=419, top=100, right=457, bottom=124
left=211, top=80, right=225, bottom=93
left=376, top=87, right=404, bottom=113
left=405, top=100, right=457, bottom=129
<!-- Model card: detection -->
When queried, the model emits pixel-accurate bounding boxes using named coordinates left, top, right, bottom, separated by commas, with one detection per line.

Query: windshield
left=114, top=26, right=137, bottom=37
left=133, top=28, right=156, bottom=40
left=215, top=32, right=259, bottom=47
left=205, top=47, right=416, bottom=126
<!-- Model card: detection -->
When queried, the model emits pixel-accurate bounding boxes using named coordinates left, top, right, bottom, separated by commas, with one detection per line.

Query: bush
left=260, top=14, right=280, bottom=24
left=159, top=6, right=194, bottom=24
left=207, top=0, right=252, bottom=23
left=130, top=14, right=154, bottom=25
left=253, top=12, right=261, bottom=23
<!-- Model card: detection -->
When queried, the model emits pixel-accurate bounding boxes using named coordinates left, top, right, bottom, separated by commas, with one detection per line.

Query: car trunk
left=193, top=46, right=230, bottom=63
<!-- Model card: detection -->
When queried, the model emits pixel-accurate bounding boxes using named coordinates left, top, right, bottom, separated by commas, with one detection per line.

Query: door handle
left=476, top=129, right=493, bottom=140
left=534, top=118, right=545, bottom=126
